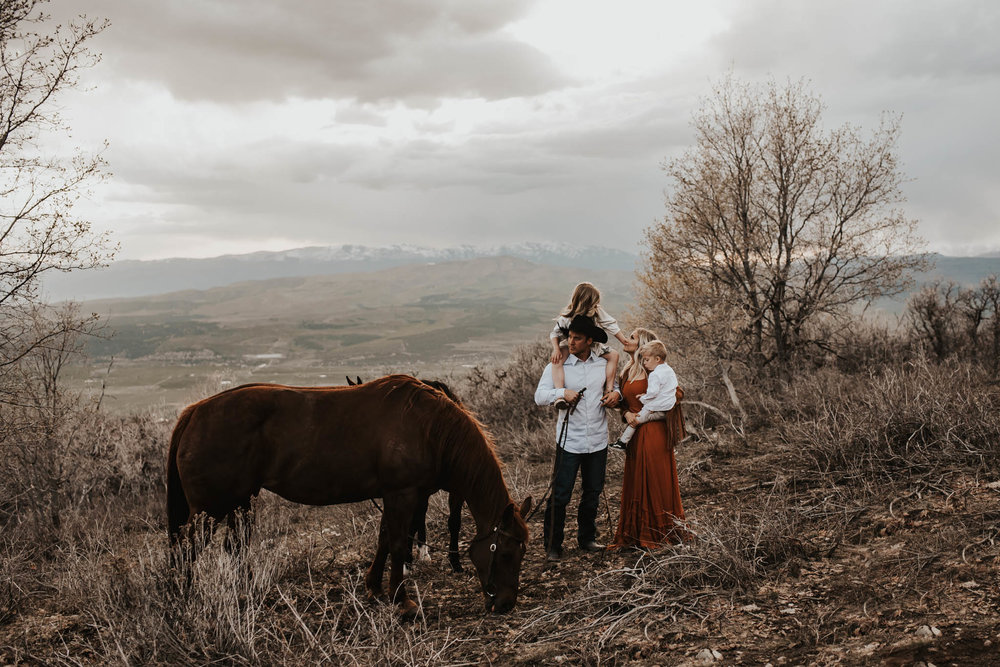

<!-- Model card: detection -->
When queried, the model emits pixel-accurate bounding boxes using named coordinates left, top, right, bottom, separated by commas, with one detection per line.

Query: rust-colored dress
left=609, top=378, right=688, bottom=549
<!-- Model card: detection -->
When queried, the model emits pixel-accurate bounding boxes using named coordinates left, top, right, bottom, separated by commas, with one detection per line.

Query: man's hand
left=625, top=411, right=639, bottom=427
left=600, top=390, right=621, bottom=407
left=563, top=389, right=580, bottom=405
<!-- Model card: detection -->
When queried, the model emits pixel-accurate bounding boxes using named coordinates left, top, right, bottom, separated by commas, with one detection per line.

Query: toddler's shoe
left=608, top=440, right=627, bottom=451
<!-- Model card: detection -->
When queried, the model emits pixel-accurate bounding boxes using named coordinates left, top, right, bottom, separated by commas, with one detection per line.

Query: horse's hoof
left=396, top=598, right=419, bottom=620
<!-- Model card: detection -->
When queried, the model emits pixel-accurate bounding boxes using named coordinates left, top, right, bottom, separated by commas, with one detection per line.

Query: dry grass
left=779, top=357, right=1000, bottom=481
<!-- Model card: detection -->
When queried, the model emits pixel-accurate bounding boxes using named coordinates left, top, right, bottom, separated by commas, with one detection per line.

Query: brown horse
left=167, top=375, right=531, bottom=615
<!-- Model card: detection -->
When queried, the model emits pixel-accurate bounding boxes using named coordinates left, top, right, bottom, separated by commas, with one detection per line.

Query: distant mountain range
left=43, top=243, right=640, bottom=301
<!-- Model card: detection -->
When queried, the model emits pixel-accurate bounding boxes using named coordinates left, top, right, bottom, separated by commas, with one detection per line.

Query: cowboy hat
left=565, top=314, right=608, bottom=344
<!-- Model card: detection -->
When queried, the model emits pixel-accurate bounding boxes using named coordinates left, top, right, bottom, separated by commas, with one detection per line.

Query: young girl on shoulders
left=549, top=282, right=637, bottom=401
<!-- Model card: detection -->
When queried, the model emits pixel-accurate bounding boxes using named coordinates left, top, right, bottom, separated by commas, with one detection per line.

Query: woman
left=609, top=328, right=689, bottom=549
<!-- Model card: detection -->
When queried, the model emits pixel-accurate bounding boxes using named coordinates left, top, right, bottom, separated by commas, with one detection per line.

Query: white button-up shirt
left=638, top=362, right=678, bottom=419
left=534, top=352, right=619, bottom=454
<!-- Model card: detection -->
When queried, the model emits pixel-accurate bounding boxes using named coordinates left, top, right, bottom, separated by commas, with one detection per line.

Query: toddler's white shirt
left=638, top=363, right=677, bottom=418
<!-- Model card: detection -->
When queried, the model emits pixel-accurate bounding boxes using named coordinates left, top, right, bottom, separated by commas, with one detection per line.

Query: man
left=534, top=314, right=621, bottom=561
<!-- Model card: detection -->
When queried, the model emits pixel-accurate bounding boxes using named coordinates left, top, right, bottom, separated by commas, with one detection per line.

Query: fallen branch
left=681, top=399, right=746, bottom=440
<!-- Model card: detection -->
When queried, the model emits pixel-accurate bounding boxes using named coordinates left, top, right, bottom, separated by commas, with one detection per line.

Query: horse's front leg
left=385, top=489, right=420, bottom=618
left=447, top=492, right=464, bottom=572
left=364, top=518, right=389, bottom=599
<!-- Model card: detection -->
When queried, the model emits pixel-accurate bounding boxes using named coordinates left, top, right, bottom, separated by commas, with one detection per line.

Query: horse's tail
left=167, top=407, right=194, bottom=545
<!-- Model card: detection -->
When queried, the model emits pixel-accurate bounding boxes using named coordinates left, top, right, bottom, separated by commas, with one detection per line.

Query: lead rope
left=524, top=395, right=575, bottom=524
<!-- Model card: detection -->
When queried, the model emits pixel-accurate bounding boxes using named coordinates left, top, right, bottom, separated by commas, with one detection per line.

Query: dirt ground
left=422, top=438, right=994, bottom=665
left=387, top=440, right=1000, bottom=665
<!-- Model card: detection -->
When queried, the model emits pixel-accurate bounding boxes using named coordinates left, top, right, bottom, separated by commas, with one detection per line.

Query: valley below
left=70, top=256, right=634, bottom=412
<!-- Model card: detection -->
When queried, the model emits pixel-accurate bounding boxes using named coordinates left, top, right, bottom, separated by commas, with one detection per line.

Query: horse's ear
left=501, top=502, right=515, bottom=525
left=519, top=496, right=533, bottom=518
left=356, top=376, right=363, bottom=385
left=346, top=376, right=355, bottom=386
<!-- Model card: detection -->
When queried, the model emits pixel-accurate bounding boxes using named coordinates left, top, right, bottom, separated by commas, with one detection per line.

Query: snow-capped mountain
left=238, top=243, right=636, bottom=266
left=43, top=243, right=639, bottom=301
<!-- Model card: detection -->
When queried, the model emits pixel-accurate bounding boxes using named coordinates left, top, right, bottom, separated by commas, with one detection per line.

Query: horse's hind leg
left=185, top=488, right=255, bottom=554
left=224, top=497, right=256, bottom=555
left=406, top=494, right=430, bottom=573
left=383, top=489, right=420, bottom=618
left=169, top=513, right=210, bottom=582
left=447, top=493, right=464, bottom=572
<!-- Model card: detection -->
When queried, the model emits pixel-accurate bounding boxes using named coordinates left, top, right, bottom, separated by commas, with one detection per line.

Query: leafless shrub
left=782, top=357, right=1000, bottom=480
left=907, top=275, right=1000, bottom=373
left=459, top=341, right=555, bottom=459
left=0, top=402, right=167, bottom=536
left=907, top=280, right=963, bottom=361
left=823, top=318, right=913, bottom=374
left=0, top=381, right=167, bottom=635
left=0, top=536, right=31, bottom=627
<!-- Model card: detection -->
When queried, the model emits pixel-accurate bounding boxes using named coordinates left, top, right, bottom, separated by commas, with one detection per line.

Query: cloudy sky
left=50, top=0, right=1000, bottom=259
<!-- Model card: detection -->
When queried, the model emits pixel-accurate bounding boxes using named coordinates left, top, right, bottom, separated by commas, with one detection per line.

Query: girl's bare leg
left=553, top=360, right=565, bottom=391
left=553, top=346, right=570, bottom=389
left=601, top=349, right=620, bottom=394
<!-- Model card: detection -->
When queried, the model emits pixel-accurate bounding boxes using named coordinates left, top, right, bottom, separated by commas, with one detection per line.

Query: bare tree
left=0, top=0, right=112, bottom=402
left=956, top=282, right=990, bottom=361
left=907, top=275, right=1000, bottom=373
left=637, top=75, right=927, bottom=373
left=907, top=280, right=960, bottom=361
left=982, top=275, right=1000, bottom=375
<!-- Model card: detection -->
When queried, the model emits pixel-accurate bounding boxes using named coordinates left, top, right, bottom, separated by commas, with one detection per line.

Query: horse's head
left=468, top=496, right=532, bottom=613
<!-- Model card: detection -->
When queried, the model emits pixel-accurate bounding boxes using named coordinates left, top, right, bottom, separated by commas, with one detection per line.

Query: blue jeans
left=543, top=447, right=607, bottom=552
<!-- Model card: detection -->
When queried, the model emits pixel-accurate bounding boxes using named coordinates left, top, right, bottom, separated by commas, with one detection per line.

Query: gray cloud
left=711, top=0, right=1000, bottom=84
left=334, top=104, right=388, bottom=127
left=67, top=0, right=567, bottom=103
left=698, top=0, right=1000, bottom=252
left=101, top=112, right=670, bottom=256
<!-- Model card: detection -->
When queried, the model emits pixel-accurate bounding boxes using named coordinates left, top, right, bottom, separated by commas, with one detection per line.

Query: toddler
left=550, top=282, right=637, bottom=404
left=609, top=340, right=676, bottom=449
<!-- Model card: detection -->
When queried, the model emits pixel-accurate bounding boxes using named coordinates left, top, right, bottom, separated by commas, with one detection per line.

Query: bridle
left=469, top=523, right=526, bottom=606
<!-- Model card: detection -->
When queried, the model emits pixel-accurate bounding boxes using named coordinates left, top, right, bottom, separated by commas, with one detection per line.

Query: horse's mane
left=376, top=375, right=524, bottom=534
left=420, top=379, right=462, bottom=406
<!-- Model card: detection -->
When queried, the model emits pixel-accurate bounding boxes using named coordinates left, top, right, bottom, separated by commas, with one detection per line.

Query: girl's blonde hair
left=639, top=340, right=667, bottom=361
left=560, top=282, right=601, bottom=318
left=621, top=327, right=658, bottom=383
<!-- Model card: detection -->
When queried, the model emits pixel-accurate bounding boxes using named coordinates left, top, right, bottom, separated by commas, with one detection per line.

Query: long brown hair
left=620, top=327, right=658, bottom=384
left=559, top=282, right=601, bottom=318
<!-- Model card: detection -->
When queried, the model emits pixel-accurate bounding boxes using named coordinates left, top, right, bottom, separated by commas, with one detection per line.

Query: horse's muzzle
left=486, top=594, right=515, bottom=614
